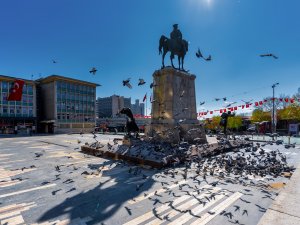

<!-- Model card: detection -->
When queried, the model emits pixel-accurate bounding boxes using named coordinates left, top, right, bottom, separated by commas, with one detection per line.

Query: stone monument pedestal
left=145, top=67, right=207, bottom=144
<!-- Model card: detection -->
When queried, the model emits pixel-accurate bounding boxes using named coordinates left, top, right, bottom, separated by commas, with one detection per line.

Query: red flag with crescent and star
left=143, top=93, right=147, bottom=102
left=7, top=79, right=25, bottom=101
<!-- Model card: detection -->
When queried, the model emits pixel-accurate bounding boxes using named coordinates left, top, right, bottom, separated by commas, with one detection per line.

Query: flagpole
left=146, top=92, right=148, bottom=116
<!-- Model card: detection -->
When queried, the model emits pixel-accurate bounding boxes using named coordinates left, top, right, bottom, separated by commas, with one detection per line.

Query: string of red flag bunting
left=198, top=98, right=300, bottom=117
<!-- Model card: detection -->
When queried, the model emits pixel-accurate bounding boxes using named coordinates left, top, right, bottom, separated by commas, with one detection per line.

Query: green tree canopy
left=278, top=104, right=300, bottom=121
left=228, top=116, right=243, bottom=129
left=205, top=116, right=221, bottom=130
left=251, top=109, right=271, bottom=122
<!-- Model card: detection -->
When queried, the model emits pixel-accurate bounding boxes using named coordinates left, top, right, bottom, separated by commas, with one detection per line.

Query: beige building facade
left=37, top=75, right=100, bottom=133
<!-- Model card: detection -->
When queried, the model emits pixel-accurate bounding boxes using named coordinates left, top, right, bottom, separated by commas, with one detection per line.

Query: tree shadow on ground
left=37, top=160, right=157, bottom=224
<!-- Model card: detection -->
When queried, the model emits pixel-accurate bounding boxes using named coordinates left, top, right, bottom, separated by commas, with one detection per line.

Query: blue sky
left=1, top=0, right=300, bottom=115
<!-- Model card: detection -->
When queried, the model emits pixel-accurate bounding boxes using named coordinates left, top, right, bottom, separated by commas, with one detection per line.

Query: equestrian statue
left=159, top=24, right=189, bottom=71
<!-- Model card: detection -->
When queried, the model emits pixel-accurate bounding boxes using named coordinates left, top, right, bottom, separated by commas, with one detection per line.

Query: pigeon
left=123, top=78, right=132, bottom=89
left=233, top=205, right=240, bottom=212
left=89, top=67, right=97, bottom=75
left=215, top=98, right=220, bottom=101
left=138, top=78, right=146, bottom=86
left=260, top=54, right=278, bottom=59
left=63, top=179, right=74, bottom=184
left=66, top=187, right=76, bottom=193
left=200, top=101, right=205, bottom=105
left=206, top=55, right=212, bottom=61
left=196, top=48, right=203, bottom=58
left=180, top=90, right=185, bottom=98
left=124, top=206, right=132, bottom=215
left=52, top=189, right=62, bottom=195
left=224, top=212, right=233, bottom=219
left=242, top=209, right=248, bottom=216
left=35, top=153, right=43, bottom=158
left=196, top=48, right=211, bottom=61
left=41, top=181, right=51, bottom=185
left=225, top=102, right=237, bottom=107
left=241, top=99, right=253, bottom=104
left=55, top=165, right=61, bottom=172
left=240, top=198, right=251, bottom=204
left=52, top=59, right=57, bottom=63
left=150, top=82, right=158, bottom=88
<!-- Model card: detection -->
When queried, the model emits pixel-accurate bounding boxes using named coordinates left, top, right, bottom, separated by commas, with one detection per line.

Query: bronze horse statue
left=159, top=35, right=188, bottom=71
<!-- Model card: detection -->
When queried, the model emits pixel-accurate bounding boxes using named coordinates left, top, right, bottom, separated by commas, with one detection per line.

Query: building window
left=3, top=106, right=8, bottom=114
left=28, top=96, right=33, bottom=103
left=22, top=84, right=27, bottom=93
left=27, top=85, right=33, bottom=92
left=2, top=81, right=8, bottom=92
left=22, top=95, right=27, bottom=103
left=16, top=106, right=21, bottom=114
left=28, top=107, right=33, bottom=116
left=22, top=107, right=27, bottom=115
left=10, top=106, right=15, bottom=114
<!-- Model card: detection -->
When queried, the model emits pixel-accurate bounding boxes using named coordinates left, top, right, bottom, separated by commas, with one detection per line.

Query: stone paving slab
left=258, top=164, right=300, bottom=225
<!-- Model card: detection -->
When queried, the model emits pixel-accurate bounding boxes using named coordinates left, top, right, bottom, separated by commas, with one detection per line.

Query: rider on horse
left=170, top=24, right=184, bottom=52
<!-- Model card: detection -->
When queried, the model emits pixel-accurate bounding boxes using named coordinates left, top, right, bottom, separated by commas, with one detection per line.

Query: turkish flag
left=143, top=93, right=147, bottom=102
left=7, top=80, right=25, bottom=101
left=210, top=111, right=213, bottom=114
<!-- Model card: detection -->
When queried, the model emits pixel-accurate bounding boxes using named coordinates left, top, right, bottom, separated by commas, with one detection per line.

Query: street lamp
left=271, top=82, right=279, bottom=135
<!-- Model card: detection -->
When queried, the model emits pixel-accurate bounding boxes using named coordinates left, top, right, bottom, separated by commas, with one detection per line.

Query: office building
left=37, top=75, right=99, bottom=133
left=97, top=95, right=131, bottom=118
left=131, top=99, right=145, bottom=116
left=0, top=75, right=37, bottom=134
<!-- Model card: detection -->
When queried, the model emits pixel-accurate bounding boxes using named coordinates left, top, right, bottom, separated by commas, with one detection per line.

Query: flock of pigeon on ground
left=84, top=131, right=296, bottom=191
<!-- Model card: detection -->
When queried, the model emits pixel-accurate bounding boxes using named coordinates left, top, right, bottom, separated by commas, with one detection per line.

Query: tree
left=254, top=94, right=290, bottom=111
left=251, top=109, right=271, bottom=122
left=278, top=104, right=300, bottom=121
left=228, top=116, right=243, bottom=130
left=205, top=116, right=221, bottom=131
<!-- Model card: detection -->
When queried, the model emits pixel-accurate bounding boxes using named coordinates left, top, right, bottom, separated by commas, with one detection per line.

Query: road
left=0, top=134, right=299, bottom=225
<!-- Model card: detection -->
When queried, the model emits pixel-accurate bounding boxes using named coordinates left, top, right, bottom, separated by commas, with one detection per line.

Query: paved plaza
left=0, top=134, right=299, bottom=225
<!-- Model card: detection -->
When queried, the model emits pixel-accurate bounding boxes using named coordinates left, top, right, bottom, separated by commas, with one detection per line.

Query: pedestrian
left=219, top=111, right=235, bottom=135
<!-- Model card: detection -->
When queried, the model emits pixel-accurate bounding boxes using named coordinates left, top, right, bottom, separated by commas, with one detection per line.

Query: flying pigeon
left=225, top=102, right=237, bottom=107
left=123, top=78, right=132, bottom=89
left=200, top=101, right=205, bottom=105
left=196, top=48, right=212, bottom=61
left=52, top=59, right=57, bottom=63
left=196, top=48, right=203, bottom=58
left=260, top=54, right=278, bottom=59
left=89, top=67, right=97, bottom=75
left=241, top=99, right=253, bottom=104
left=215, top=98, right=220, bottom=101
left=138, top=78, right=146, bottom=86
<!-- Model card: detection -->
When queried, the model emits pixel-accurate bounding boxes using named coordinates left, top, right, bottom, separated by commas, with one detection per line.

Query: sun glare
left=187, top=0, right=214, bottom=9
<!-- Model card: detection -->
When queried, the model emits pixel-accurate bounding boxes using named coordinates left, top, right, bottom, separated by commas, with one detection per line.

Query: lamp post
left=271, top=82, right=279, bottom=135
